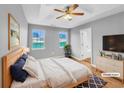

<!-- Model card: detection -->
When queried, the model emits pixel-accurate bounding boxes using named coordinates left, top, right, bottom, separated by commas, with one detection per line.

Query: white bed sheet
left=11, top=76, right=48, bottom=88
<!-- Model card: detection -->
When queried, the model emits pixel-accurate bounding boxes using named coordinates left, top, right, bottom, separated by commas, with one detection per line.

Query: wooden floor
left=73, top=58, right=124, bottom=88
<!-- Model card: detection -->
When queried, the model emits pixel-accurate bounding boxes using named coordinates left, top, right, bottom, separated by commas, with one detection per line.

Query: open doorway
left=80, top=28, right=92, bottom=64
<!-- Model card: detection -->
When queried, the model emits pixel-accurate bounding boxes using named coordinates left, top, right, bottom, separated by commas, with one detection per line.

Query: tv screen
left=103, top=34, right=124, bottom=53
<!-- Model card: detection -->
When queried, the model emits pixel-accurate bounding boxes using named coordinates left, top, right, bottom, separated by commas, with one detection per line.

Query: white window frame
left=32, top=29, right=45, bottom=50
left=59, top=32, right=68, bottom=48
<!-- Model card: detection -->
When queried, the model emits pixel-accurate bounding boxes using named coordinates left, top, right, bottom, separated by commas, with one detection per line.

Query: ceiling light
left=64, top=14, right=72, bottom=21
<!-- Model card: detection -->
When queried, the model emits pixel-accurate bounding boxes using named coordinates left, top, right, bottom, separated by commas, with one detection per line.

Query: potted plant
left=64, top=44, right=72, bottom=58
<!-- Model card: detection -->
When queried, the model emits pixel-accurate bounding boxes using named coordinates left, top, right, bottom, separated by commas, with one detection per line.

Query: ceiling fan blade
left=54, top=9, right=65, bottom=13
left=56, top=15, right=66, bottom=19
left=69, top=4, right=79, bottom=12
left=71, top=12, right=84, bottom=16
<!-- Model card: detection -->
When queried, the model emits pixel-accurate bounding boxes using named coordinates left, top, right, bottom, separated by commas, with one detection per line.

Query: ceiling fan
left=54, top=4, right=84, bottom=21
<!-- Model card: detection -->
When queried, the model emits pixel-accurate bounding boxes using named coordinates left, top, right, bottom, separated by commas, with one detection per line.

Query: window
left=59, top=32, right=68, bottom=48
left=32, top=29, right=45, bottom=49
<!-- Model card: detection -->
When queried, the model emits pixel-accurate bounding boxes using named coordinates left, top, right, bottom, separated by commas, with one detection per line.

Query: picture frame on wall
left=8, top=13, right=20, bottom=50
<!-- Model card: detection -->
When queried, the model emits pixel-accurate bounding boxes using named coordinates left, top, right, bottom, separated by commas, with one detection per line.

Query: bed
left=2, top=48, right=92, bottom=88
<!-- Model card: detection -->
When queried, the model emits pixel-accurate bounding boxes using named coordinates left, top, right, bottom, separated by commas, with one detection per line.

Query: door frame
left=80, top=28, right=93, bottom=64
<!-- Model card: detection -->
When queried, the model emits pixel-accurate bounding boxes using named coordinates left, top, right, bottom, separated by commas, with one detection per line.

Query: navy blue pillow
left=10, top=58, right=28, bottom=82
left=21, top=54, right=28, bottom=61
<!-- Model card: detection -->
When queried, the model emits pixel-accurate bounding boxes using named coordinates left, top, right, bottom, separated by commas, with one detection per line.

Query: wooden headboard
left=2, top=48, right=27, bottom=88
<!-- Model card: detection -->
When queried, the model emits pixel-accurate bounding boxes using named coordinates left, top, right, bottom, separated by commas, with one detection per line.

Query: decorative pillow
left=21, top=53, right=28, bottom=61
left=23, top=56, right=41, bottom=79
left=10, top=58, right=28, bottom=82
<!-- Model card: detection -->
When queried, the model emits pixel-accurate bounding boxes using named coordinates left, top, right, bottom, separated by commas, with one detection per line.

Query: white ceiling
left=22, top=4, right=124, bottom=28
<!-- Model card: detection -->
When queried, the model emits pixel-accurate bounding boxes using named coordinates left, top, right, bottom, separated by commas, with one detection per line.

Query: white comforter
left=11, top=57, right=92, bottom=88
left=38, top=58, right=92, bottom=88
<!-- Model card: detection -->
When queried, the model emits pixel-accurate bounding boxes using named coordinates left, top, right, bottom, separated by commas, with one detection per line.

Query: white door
left=80, top=28, right=92, bottom=60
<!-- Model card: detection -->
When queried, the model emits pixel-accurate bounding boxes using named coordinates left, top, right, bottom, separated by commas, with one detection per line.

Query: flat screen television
left=103, top=34, right=124, bottom=53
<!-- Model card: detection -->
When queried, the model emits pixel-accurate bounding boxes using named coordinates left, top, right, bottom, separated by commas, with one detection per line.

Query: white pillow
left=23, top=56, right=41, bottom=79
left=28, top=55, right=37, bottom=62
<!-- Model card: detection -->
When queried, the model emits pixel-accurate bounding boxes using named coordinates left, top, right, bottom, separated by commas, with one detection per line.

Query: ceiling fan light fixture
left=64, top=14, right=72, bottom=21
left=54, top=4, right=84, bottom=21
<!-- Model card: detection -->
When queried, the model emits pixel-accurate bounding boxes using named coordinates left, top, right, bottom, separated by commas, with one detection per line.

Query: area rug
left=75, top=75, right=107, bottom=88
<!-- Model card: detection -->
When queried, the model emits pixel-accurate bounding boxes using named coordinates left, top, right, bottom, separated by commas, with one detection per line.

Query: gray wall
left=70, top=12, right=124, bottom=64
left=28, top=24, right=69, bottom=59
left=0, top=5, right=28, bottom=87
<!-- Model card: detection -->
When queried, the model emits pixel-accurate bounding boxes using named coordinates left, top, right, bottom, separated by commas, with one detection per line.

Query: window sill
left=59, top=47, right=64, bottom=48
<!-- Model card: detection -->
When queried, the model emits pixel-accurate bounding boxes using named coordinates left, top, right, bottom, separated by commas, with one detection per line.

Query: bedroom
left=0, top=4, right=124, bottom=88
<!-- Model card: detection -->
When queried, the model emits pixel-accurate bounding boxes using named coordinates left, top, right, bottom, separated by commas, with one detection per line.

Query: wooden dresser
left=96, top=56, right=124, bottom=83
